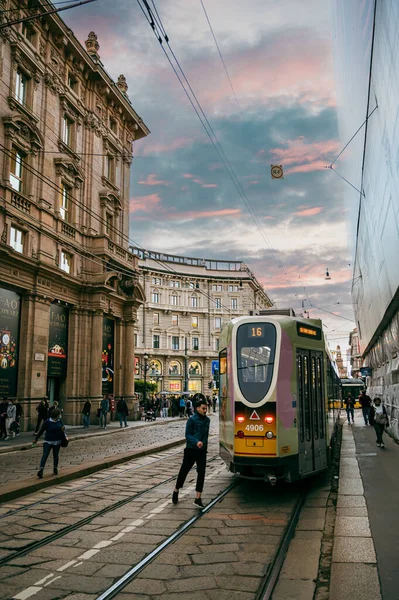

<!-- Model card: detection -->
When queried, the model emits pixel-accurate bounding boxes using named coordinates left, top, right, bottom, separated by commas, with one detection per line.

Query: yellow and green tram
left=219, top=314, right=341, bottom=484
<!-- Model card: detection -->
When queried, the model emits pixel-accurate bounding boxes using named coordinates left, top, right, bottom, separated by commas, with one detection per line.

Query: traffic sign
left=271, top=164, right=284, bottom=179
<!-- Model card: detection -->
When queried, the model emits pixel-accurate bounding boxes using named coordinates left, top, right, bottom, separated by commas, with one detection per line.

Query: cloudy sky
left=65, top=0, right=356, bottom=357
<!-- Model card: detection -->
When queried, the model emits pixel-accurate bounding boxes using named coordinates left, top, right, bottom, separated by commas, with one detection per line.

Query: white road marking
left=93, top=540, right=114, bottom=549
left=57, top=560, right=77, bottom=572
left=109, top=532, right=126, bottom=541
left=13, top=587, right=42, bottom=600
left=33, top=573, right=54, bottom=586
left=73, top=562, right=83, bottom=567
left=129, top=519, right=145, bottom=526
left=78, top=549, right=101, bottom=560
left=44, top=576, right=61, bottom=587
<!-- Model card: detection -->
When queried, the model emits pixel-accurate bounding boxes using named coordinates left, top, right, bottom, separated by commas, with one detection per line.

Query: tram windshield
left=237, top=322, right=276, bottom=403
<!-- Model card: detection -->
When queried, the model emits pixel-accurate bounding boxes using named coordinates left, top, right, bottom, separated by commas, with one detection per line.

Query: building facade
left=334, top=0, right=399, bottom=424
left=131, top=248, right=273, bottom=394
left=348, top=328, right=362, bottom=378
left=0, top=2, right=149, bottom=427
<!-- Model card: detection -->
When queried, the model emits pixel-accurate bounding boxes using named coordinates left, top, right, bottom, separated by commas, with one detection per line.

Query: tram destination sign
left=296, top=323, right=322, bottom=340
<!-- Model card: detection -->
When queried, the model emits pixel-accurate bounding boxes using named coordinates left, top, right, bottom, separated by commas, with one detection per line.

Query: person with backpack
left=4, top=398, right=16, bottom=440
left=32, top=408, right=66, bottom=477
left=117, top=396, right=129, bottom=428
left=370, top=398, right=389, bottom=448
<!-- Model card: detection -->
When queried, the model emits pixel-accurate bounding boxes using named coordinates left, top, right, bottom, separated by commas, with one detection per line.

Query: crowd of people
left=344, top=389, right=390, bottom=448
left=140, top=393, right=217, bottom=421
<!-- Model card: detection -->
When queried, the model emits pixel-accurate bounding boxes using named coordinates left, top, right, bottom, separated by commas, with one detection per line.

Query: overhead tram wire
left=0, top=0, right=99, bottom=30
left=137, top=0, right=306, bottom=309
left=199, top=0, right=242, bottom=115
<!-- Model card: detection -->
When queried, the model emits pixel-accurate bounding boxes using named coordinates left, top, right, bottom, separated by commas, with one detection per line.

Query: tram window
left=237, top=322, right=276, bottom=403
left=219, top=349, right=227, bottom=399
left=311, top=357, right=319, bottom=440
left=297, top=355, right=304, bottom=443
left=303, top=355, right=311, bottom=442
left=317, top=357, right=324, bottom=438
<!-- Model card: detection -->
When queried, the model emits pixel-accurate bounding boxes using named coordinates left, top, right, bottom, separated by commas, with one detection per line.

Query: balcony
left=61, top=221, right=77, bottom=239
left=11, top=191, right=31, bottom=213
left=90, top=235, right=138, bottom=269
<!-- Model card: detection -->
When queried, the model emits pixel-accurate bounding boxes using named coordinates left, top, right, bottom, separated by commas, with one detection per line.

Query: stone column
left=123, top=318, right=136, bottom=401
left=90, top=310, right=103, bottom=399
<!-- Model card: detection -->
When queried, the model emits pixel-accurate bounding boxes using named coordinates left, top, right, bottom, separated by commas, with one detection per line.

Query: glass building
left=333, top=0, right=399, bottom=425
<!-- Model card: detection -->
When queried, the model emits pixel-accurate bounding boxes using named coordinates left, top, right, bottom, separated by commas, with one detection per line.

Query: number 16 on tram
left=218, top=315, right=336, bottom=484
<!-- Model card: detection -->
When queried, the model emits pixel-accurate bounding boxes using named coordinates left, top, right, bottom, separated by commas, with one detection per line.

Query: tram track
left=0, top=453, right=221, bottom=567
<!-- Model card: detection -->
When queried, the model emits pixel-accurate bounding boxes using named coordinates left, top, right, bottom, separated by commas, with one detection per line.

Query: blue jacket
left=185, top=411, right=210, bottom=451
left=36, top=418, right=64, bottom=443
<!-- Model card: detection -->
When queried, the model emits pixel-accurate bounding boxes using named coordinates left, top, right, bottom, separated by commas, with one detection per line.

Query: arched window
left=149, top=359, right=162, bottom=377
left=169, top=360, right=182, bottom=376
left=189, top=361, right=202, bottom=376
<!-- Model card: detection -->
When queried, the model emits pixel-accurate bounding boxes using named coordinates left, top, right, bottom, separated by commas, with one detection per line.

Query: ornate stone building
left=131, top=247, right=273, bottom=394
left=0, top=2, right=149, bottom=427
left=348, top=328, right=362, bottom=378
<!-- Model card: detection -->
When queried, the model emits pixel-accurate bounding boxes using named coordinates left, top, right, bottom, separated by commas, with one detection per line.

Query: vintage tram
left=218, top=314, right=341, bottom=484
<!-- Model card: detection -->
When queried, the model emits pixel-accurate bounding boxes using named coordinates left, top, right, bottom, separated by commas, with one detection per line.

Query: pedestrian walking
left=15, top=398, right=23, bottom=435
left=344, top=393, right=355, bottom=424
left=82, top=399, right=91, bottom=428
left=0, top=398, right=8, bottom=439
left=161, top=397, right=169, bottom=418
left=358, top=390, right=372, bottom=425
left=100, top=395, right=109, bottom=429
left=117, top=396, right=129, bottom=428
left=4, top=398, right=16, bottom=440
left=370, top=398, right=389, bottom=448
left=172, top=396, right=210, bottom=508
left=34, top=399, right=49, bottom=434
left=179, top=396, right=186, bottom=418
left=212, top=395, right=217, bottom=412
left=49, top=401, right=63, bottom=420
left=33, top=408, right=66, bottom=477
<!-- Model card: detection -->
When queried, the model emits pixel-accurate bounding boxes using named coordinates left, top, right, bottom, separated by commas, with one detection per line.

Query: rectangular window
left=151, top=292, right=159, bottom=303
left=170, top=295, right=178, bottom=306
left=152, top=277, right=161, bottom=285
left=215, top=317, right=221, bottom=329
left=22, top=23, right=35, bottom=44
left=153, top=335, right=160, bottom=349
left=10, top=149, right=23, bottom=192
left=10, top=226, right=23, bottom=253
left=228, top=285, right=238, bottom=292
left=231, top=298, right=238, bottom=310
left=215, top=338, right=219, bottom=352
left=192, top=337, right=199, bottom=350
left=107, top=156, right=115, bottom=183
left=110, top=118, right=117, bottom=134
left=170, top=280, right=180, bottom=288
left=172, top=314, right=178, bottom=326
left=62, top=115, right=73, bottom=147
left=15, top=69, right=27, bottom=104
left=60, top=184, right=70, bottom=222
left=215, top=297, right=221, bottom=309
left=68, top=74, right=78, bottom=93
left=153, top=313, right=159, bottom=325
left=189, top=282, right=195, bottom=289
left=192, top=316, right=198, bottom=328
left=212, top=284, right=222, bottom=291
left=106, top=213, right=113, bottom=237
left=191, top=296, right=198, bottom=308
left=172, top=336, right=179, bottom=350
left=60, top=251, right=71, bottom=274
left=134, top=333, right=138, bottom=346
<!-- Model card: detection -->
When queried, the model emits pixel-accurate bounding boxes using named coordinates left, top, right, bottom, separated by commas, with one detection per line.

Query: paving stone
left=224, top=561, right=268, bottom=577
left=329, top=563, right=381, bottom=600
left=300, top=507, right=326, bottom=519
left=138, top=564, right=180, bottom=580
left=338, top=479, right=364, bottom=495
left=272, top=578, right=316, bottom=600
left=49, top=573, right=117, bottom=593
left=167, top=576, right=217, bottom=592
left=294, top=530, right=323, bottom=540
left=337, top=495, right=366, bottom=508
left=296, top=518, right=325, bottom=531
left=214, top=575, right=260, bottom=592
left=332, top=537, right=376, bottom=563
left=121, top=578, right=168, bottom=595
left=336, top=507, right=368, bottom=517
left=191, top=552, right=238, bottom=564
left=157, top=552, right=192, bottom=566
left=280, top=537, right=321, bottom=580
left=205, top=589, right=255, bottom=600
left=198, top=543, right=239, bottom=553
left=334, top=516, right=371, bottom=537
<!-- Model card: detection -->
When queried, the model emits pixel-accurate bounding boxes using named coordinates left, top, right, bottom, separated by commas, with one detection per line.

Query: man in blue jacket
left=172, top=396, right=210, bottom=508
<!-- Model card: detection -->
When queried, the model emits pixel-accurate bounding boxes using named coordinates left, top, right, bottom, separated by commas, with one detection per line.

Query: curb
left=0, top=436, right=186, bottom=504
left=0, top=418, right=186, bottom=455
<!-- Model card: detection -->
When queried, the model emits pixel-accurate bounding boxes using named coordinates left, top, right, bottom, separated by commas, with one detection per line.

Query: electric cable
left=0, top=0, right=99, bottom=30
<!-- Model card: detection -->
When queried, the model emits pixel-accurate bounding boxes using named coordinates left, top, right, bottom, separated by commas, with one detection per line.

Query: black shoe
left=193, top=498, right=204, bottom=508
left=53, top=468, right=58, bottom=475
left=37, top=469, right=43, bottom=479
left=172, top=491, right=179, bottom=505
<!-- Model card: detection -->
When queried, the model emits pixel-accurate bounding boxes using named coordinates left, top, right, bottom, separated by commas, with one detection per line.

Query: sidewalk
left=329, top=411, right=398, bottom=600
left=0, top=415, right=182, bottom=454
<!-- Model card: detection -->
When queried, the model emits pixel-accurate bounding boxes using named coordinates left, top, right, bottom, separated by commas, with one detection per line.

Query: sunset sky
left=65, top=0, right=356, bottom=357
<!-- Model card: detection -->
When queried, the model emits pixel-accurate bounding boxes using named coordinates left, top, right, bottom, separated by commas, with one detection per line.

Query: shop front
left=47, top=302, right=69, bottom=408
left=0, top=287, right=20, bottom=399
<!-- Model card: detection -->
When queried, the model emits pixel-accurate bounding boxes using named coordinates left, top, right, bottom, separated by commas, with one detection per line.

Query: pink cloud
left=168, top=208, right=241, bottom=220
left=130, top=193, right=161, bottom=213
left=293, top=207, right=323, bottom=217
left=269, top=137, right=340, bottom=174
left=183, top=174, right=194, bottom=179
left=138, top=174, right=171, bottom=186
left=141, top=137, right=194, bottom=156
left=202, top=184, right=218, bottom=188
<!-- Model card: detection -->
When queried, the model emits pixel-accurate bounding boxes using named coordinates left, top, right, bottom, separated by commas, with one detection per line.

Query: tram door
left=297, top=349, right=326, bottom=475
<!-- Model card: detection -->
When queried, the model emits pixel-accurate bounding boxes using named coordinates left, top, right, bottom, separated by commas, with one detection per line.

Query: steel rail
left=95, top=479, right=239, bottom=600
left=0, top=454, right=221, bottom=567
left=256, top=490, right=307, bottom=600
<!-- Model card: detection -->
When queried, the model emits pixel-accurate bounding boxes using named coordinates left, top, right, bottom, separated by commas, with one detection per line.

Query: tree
left=134, top=380, right=157, bottom=395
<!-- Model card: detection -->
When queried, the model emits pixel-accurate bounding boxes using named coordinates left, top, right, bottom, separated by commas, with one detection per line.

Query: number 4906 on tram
left=218, top=314, right=340, bottom=484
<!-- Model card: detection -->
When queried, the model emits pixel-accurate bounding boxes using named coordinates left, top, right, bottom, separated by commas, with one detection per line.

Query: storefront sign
left=188, top=380, right=202, bottom=393
left=169, top=380, right=181, bottom=391
left=102, top=317, right=114, bottom=395
left=360, top=367, right=372, bottom=377
left=48, top=303, right=69, bottom=378
left=0, top=288, right=20, bottom=397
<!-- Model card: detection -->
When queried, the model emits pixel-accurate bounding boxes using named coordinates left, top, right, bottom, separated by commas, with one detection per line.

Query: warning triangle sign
left=249, top=410, right=260, bottom=420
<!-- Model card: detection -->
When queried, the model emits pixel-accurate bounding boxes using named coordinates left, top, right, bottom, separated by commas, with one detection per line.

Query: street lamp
left=143, top=353, right=149, bottom=406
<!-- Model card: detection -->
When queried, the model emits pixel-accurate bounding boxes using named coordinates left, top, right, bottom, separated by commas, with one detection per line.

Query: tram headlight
left=237, top=430, right=245, bottom=438
left=265, top=416, right=274, bottom=424
left=236, top=415, right=245, bottom=423
left=266, top=431, right=274, bottom=439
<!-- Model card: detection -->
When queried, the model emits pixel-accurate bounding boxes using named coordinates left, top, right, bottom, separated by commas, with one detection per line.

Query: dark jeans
left=0, top=417, right=6, bottom=438
left=346, top=407, right=354, bottom=422
left=374, top=423, right=385, bottom=444
left=40, top=442, right=61, bottom=470
left=362, top=407, right=371, bottom=425
left=35, top=416, right=45, bottom=433
left=118, top=413, right=127, bottom=427
left=83, top=414, right=90, bottom=428
left=176, top=447, right=207, bottom=493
